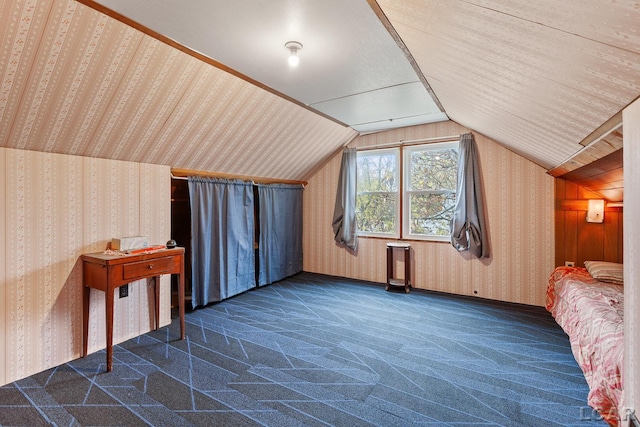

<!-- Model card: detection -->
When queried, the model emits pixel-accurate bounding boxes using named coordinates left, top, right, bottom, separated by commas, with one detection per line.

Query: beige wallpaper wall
left=0, top=147, right=170, bottom=386
left=0, top=148, right=5, bottom=386
left=303, top=121, right=555, bottom=307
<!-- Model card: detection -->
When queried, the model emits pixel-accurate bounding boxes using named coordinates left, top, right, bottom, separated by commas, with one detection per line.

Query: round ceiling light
left=285, top=41, right=303, bottom=67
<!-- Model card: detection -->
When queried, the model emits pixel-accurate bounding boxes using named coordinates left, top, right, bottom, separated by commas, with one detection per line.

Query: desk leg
left=154, top=276, right=160, bottom=330
left=179, top=259, right=185, bottom=340
left=82, top=285, right=90, bottom=357
left=105, top=287, right=114, bottom=372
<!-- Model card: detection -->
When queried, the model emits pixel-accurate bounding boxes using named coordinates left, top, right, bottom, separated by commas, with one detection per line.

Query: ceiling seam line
left=460, top=0, right=640, bottom=56
left=308, top=81, right=422, bottom=106
left=366, top=0, right=447, bottom=113
left=351, top=112, right=444, bottom=127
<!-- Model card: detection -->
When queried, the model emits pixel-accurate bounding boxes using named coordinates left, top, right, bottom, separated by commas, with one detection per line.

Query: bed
left=546, top=263, right=624, bottom=426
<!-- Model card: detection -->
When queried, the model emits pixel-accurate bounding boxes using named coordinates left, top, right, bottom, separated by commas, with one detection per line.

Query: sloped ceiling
left=1, top=0, right=640, bottom=182
left=0, top=0, right=357, bottom=181
left=377, top=0, right=640, bottom=170
left=89, top=0, right=448, bottom=134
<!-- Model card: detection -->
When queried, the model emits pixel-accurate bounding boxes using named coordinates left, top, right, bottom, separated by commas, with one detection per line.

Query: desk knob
left=148, top=264, right=153, bottom=269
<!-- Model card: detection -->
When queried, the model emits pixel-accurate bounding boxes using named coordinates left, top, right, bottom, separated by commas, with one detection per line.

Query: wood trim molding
left=171, top=168, right=307, bottom=186
left=578, top=111, right=623, bottom=148
left=560, top=199, right=623, bottom=212
left=548, top=121, right=623, bottom=177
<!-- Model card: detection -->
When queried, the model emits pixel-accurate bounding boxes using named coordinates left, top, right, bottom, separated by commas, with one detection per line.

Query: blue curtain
left=450, top=133, right=490, bottom=258
left=332, top=147, right=358, bottom=250
left=188, top=177, right=255, bottom=308
left=257, top=183, right=303, bottom=286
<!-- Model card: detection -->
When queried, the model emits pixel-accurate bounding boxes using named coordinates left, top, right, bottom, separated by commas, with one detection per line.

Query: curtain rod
left=353, top=134, right=462, bottom=151
left=170, top=168, right=308, bottom=187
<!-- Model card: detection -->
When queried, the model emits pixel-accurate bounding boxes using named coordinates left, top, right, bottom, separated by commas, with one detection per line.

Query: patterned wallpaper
left=0, top=0, right=356, bottom=181
left=0, top=147, right=170, bottom=386
left=303, top=121, right=555, bottom=307
left=376, top=0, right=640, bottom=170
left=0, top=148, right=5, bottom=386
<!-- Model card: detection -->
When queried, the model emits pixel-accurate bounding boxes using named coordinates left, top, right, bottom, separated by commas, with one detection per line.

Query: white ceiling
left=92, top=0, right=448, bottom=133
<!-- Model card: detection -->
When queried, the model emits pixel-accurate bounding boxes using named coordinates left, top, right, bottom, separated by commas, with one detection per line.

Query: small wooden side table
left=386, top=242, right=411, bottom=293
left=82, top=247, right=185, bottom=372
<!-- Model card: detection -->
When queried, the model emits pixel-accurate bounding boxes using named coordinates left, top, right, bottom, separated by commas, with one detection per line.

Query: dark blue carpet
left=0, top=272, right=607, bottom=426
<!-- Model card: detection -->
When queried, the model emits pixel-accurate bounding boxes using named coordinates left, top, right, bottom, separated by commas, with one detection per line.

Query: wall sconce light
left=586, top=199, right=605, bottom=223
left=285, top=41, right=302, bottom=67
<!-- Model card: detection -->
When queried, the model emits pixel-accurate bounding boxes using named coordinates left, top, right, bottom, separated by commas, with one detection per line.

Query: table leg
left=154, top=276, right=160, bottom=330
left=105, top=286, right=114, bottom=372
left=179, top=255, right=185, bottom=340
left=82, top=284, right=90, bottom=357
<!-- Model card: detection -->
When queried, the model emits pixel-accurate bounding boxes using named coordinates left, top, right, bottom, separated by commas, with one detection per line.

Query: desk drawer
left=123, top=257, right=174, bottom=280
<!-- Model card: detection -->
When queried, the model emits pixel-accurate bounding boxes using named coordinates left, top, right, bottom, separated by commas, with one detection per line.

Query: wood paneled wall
left=554, top=178, right=623, bottom=268
left=558, top=148, right=624, bottom=202
left=0, top=147, right=170, bottom=386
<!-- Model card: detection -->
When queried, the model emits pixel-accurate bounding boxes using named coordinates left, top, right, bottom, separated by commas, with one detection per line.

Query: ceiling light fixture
left=285, top=41, right=303, bottom=67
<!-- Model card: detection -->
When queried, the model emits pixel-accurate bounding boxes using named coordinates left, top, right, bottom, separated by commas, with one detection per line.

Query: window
left=403, top=142, right=458, bottom=240
left=356, top=148, right=400, bottom=237
left=356, top=141, right=458, bottom=241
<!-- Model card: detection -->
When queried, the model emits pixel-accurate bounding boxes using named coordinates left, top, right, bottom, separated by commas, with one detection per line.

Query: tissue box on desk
left=111, top=236, right=149, bottom=251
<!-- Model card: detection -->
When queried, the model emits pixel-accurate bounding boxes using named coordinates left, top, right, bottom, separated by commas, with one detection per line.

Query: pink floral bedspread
left=546, top=266, right=624, bottom=426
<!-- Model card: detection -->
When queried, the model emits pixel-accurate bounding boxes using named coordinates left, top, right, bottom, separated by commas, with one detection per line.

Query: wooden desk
left=82, top=247, right=185, bottom=372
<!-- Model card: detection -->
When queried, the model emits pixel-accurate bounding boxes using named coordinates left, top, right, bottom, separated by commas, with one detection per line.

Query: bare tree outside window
left=404, top=143, right=458, bottom=239
left=356, top=141, right=458, bottom=241
left=356, top=149, right=399, bottom=236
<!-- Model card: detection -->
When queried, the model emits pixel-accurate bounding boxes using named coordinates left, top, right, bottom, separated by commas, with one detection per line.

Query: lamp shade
left=586, top=199, right=605, bottom=223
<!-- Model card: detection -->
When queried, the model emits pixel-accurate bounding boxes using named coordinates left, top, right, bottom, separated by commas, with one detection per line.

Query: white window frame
left=355, top=148, right=400, bottom=238
left=355, top=141, right=459, bottom=242
left=402, top=141, right=459, bottom=241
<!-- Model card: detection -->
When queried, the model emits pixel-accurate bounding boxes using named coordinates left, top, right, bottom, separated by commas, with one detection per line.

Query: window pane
left=409, top=192, right=455, bottom=236
left=356, top=193, right=397, bottom=234
left=357, top=152, right=397, bottom=192
left=356, top=148, right=399, bottom=236
left=408, top=148, right=457, bottom=191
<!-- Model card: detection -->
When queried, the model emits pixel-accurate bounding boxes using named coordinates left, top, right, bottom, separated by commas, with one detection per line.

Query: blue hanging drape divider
left=257, top=183, right=304, bottom=286
left=188, top=177, right=256, bottom=308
